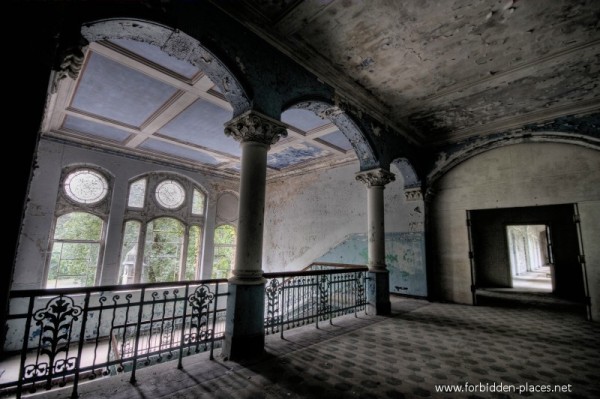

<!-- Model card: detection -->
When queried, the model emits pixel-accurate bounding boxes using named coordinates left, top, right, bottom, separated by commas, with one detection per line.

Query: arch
left=81, top=18, right=251, bottom=117
left=284, top=99, right=380, bottom=171
left=427, top=132, right=600, bottom=189
left=391, top=158, right=422, bottom=190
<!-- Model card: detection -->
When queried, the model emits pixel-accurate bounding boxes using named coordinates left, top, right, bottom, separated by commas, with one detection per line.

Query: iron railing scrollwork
left=264, top=263, right=368, bottom=337
left=1, top=279, right=228, bottom=398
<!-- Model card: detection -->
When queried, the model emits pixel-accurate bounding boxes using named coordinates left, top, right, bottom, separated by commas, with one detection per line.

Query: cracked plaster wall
left=429, top=142, right=600, bottom=319
left=262, top=161, right=425, bottom=274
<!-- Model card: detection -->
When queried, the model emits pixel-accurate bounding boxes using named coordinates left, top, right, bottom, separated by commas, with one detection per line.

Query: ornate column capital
left=355, top=168, right=395, bottom=188
left=224, top=111, right=288, bottom=147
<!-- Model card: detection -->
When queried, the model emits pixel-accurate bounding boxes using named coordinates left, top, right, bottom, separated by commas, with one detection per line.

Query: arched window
left=211, top=225, right=236, bottom=279
left=46, top=167, right=111, bottom=288
left=119, top=174, right=206, bottom=284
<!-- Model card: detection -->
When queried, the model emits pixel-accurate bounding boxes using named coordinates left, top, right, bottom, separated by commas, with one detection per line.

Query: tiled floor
left=10, top=297, right=600, bottom=399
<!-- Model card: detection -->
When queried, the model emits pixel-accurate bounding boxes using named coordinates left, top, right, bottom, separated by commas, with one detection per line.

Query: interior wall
left=430, top=142, right=600, bottom=319
left=13, top=139, right=239, bottom=290
left=263, top=161, right=427, bottom=295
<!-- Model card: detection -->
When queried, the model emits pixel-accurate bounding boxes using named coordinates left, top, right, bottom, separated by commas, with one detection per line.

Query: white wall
left=13, top=139, right=238, bottom=290
left=430, top=142, right=600, bottom=319
left=262, top=161, right=423, bottom=272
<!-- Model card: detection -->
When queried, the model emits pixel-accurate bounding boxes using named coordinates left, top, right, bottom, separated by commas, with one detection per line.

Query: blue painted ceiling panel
left=140, top=138, right=221, bottom=165
left=282, top=109, right=329, bottom=132
left=63, top=115, right=131, bottom=142
left=319, top=130, right=353, bottom=151
left=268, top=142, right=330, bottom=169
left=110, top=39, right=201, bottom=79
left=71, top=52, right=178, bottom=127
left=158, top=99, right=238, bottom=156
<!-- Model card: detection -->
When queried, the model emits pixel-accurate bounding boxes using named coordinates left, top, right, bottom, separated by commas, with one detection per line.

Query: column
left=222, top=110, right=287, bottom=360
left=356, top=168, right=395, bottom=315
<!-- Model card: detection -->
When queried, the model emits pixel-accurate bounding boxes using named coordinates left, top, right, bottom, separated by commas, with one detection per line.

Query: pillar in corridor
left=356, top=168, right=395, bottom=315
left=221, top=110, right=287, bottom=360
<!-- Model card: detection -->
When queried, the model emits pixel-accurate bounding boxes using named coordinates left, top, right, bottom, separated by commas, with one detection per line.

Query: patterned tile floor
left=13, top=297, right=600, bottom=399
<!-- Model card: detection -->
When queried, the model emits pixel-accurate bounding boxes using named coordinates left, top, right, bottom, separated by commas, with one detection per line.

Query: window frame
left=45, top=166, right=112, bottom=288
left=119, top=173, right=207, bottom=284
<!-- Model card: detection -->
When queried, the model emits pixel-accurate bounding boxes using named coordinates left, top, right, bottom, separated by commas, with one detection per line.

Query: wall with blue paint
left=264, top=161, right=426, bottom=296
left=316, top=232, right=427, bottom=297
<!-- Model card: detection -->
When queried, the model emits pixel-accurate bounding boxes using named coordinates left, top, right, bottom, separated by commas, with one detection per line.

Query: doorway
left=506, top=225, right=553, bottom=292
left=468, top=204, right=589, bottom=317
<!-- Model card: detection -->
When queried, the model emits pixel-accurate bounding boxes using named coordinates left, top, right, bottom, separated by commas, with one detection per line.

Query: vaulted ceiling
left=214, top=0, right=600, bottom=146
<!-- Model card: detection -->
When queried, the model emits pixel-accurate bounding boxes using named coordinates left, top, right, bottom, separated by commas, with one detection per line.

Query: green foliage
left=143, top=218, right=184, bottom=283
left=185, top=225, right=202, bottom=280
left=48, top=212, right=103, bottom=288
left=211, top=225, right=236, bottom=279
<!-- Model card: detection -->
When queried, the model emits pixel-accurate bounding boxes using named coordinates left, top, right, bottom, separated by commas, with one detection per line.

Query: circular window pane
left=155, top=180, right=185, bottom=209
left=64, top=169, right=108, bottom=204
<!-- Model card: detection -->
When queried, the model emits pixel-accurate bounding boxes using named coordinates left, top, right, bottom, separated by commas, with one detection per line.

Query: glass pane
left=212, top=225, right=236, bottom=279
left=214, top=225, right=236, bottom=245
left=185, top=226, right=202, bottom=280
left=155, top=180, right=185, bottom=209
left=119, top=221, right=141, bottom=284
left=128, top=178, right=146, bottom=208
left=211, top=245, right=235, bottom=279
left=54, top=212, right=103, bottom=241
left=64, top=169, right=108, bottom=204
left=47, top=242, right=100, bottom=288
left=142, top=218, right=184, bottom=283
left=192, top=189, right=205, bottom=215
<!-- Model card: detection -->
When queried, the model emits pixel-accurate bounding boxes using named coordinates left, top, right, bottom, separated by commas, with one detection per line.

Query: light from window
left=155, top=180, right=185, bottom=209
left=212, top=225, right=236, bottom=279
left=142, top=218, right=184, bottom=283
left=48, top=212, right=103, bottom=288
left=64, top=169, right=108, bottom=204
left=192, top=189, right=205, bottom=215
left=128, top=178, right=146, bottom=208
left=119, top=221, right=141, bottom=284
left=186, top=225, right=202, bottom=280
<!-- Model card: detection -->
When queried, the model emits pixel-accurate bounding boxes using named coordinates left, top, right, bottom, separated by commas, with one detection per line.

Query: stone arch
left=427, top=131, right=600, bottom=189
left=283, top=99, right=379, bottom=171
left=81, top=18, right=251, bottom=117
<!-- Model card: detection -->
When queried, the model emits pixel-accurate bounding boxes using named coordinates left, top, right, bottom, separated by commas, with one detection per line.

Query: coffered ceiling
left=43, top=39, right=356, bottom=178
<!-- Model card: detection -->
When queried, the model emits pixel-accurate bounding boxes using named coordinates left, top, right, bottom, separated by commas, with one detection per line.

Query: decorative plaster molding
left=404, top=187, right=423, bottom=201
left=355, top=168, right=395, bottom=188
left=52, top=45, right=87, bottom=93
left=224, top=111, right=288, bottom=146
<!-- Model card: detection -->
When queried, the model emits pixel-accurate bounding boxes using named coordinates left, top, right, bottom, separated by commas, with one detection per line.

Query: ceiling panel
left=62, top=115, right=131, bottom=143
left=71, top=52, right=178, bottom=127
left=110, top=39, right=201, bottom=79
left=318, top=130, right=353, bottom=151
left=139, top=138, right=221, bottom=165
left=158, top=99, right=238, bottom=156
left=268, top=141, right=331, bottom=169
left=282, top=108, right=329, bottom=132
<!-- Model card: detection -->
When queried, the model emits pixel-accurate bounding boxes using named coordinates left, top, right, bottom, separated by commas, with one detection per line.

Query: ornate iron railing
left=1, top=279, right=228, bottom=399
left=263, top=263, right=368, bottom=336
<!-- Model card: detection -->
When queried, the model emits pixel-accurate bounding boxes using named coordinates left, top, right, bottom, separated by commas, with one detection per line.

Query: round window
left=64, top=169, right=109, bottom=204
left=155, top=180, right=185, bottom=209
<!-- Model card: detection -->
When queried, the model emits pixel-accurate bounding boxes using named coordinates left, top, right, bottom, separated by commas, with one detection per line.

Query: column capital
left=355, top=168, right=395, bottom=188
left=224, top=110, right=288, bottom=147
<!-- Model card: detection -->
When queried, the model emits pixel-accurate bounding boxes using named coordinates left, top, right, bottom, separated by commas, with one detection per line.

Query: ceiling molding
left=432, top=98, right=600, bottom=146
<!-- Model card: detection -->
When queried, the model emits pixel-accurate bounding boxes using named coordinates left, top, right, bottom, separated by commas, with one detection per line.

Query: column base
left=222, top=280, right=265, bottom=361
left=367, top=270, right=391, bottom=315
